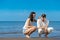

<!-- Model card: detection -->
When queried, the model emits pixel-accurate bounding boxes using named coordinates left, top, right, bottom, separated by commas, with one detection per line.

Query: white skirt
left=38, top=27, right=54, bottom=34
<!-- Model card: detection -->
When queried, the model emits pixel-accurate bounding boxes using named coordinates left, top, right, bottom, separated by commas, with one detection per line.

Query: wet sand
left=0, top=32, right=60, bottom=40
left=0, top=38, right=60, bottom=40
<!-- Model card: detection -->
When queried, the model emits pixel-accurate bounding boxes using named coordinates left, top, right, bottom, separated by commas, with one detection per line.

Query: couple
left=23, top=12, right=53, bottom=38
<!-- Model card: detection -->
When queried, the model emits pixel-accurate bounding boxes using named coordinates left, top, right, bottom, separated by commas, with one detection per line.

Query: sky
left=0, top=0, right=60, bottom=21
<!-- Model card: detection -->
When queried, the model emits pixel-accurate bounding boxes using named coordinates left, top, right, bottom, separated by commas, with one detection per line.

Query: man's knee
left=47, top=27, right=54, bottom=33
left=38, top=29, right=42, bottom=34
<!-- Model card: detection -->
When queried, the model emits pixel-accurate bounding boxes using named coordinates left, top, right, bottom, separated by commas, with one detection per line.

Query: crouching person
left=23, top=12, right=36, bottom=38
left=37, top=14, right=53, bottom=38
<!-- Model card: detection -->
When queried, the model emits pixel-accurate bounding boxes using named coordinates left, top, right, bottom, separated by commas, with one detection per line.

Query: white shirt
left=23, top=18, right=34, bottom=29
left=23, top=18, right=30, bottom=29
left=37, top=19, right=49, bottom=28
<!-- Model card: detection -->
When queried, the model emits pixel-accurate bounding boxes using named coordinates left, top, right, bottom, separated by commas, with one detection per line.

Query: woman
left=23, top=12, right=36, bottom=38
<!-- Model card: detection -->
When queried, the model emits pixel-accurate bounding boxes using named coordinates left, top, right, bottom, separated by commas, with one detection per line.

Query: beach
left=0, top=21, right=60, bottom=39
left=0, top=38, right=60, bottom=40
left=0, top=0, right=60, bottom=40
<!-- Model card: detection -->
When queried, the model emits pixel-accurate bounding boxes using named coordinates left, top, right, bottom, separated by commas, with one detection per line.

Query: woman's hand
left=26, top=26, right=33, bottom=28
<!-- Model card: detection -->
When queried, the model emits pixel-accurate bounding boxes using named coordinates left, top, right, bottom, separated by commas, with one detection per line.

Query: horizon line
left=0, top=20, right=59, bottom=21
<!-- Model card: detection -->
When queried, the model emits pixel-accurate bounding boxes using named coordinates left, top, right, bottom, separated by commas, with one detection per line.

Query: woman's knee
left=31, top=26, right=36, bottom=31
left=24, top=32, right=28, bottom=35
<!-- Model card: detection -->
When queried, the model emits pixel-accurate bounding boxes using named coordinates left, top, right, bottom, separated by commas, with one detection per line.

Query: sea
left=0, top=21, right=60, bottom=38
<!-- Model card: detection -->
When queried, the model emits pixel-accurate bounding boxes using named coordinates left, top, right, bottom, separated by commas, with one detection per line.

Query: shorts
left=38, top=27, right=54, bottom=34
left=23, top=29, right=26, bottom=33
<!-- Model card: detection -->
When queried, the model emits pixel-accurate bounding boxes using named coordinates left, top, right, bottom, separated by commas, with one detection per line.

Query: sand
left=0, top=32, right=60, bottom=40
left=0, top=38, right=60, bottom=40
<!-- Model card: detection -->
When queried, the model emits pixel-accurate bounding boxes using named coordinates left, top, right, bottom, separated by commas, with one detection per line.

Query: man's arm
left=46, top=20, right=49, bottom=28
left=44, top=20, right=49, bottom=31
left=37, top=19, right=41, bottom=29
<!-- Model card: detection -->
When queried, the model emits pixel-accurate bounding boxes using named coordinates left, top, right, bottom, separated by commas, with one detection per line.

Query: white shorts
left=38, top=27, right=54, bottom=34
left=23, top=29, right=26, bottom=33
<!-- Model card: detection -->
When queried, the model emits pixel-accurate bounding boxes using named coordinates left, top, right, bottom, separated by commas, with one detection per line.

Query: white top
left=23, top=18, right=30, bottom=29
left=23, top=18, right=33, bottom=29
left=37, top=19, right=49, bottom=28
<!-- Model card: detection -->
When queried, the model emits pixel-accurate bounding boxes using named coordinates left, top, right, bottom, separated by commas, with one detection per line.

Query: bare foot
left=45, top=35, right=48, bottom=38
left=26, top=35, right=30, bottom=38
left=39, top=34, right=41, bottom=37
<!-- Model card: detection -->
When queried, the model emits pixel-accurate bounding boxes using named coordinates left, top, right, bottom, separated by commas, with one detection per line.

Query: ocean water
left=0, top=21, right=60, bottom=38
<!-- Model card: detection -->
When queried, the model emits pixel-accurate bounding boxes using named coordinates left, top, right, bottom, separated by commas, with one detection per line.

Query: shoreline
left=0, top=38, right=59, bottom=40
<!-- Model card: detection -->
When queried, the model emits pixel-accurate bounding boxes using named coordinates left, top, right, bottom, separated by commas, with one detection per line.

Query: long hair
left=29, top=12, right=36, bottom=22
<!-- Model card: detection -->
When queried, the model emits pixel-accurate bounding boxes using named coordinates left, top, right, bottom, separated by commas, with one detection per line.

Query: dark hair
left=41, top=14, right=46, bottom=18
left=29, top=12, right=36, bottom=22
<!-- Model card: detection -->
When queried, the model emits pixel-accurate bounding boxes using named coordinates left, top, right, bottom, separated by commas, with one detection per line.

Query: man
left=37, top=14, right=53, bottom=38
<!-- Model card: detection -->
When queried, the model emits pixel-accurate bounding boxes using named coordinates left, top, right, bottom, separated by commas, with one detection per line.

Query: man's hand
left=41, top=26, right=48, bottom=32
